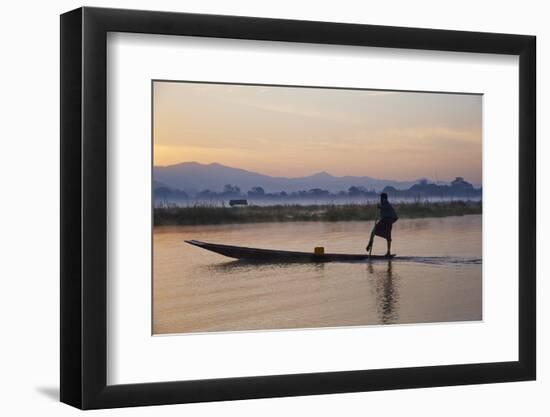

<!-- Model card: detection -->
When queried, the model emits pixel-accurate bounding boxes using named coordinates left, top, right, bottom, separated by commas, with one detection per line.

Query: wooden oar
left=366, top=206, right=379, bottom=256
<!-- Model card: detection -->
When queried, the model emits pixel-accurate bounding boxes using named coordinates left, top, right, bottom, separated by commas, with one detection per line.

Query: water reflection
left=367, top=261, right=399, bottom=324
left=208, top=259, right=401, bottom=324
left=154, top=217, right=481, bottom=333
left=205, top=259, right=327, bottom=274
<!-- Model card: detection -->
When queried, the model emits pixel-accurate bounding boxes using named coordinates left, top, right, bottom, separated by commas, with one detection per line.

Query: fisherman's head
left=380, top=192, right=388, bottom=202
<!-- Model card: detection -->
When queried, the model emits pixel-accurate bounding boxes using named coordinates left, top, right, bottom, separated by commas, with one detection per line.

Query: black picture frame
left=60, top=6, right=536, bottom=410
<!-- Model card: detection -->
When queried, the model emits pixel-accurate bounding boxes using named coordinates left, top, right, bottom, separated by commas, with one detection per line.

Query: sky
left=153, top=81, right=482, bottom=184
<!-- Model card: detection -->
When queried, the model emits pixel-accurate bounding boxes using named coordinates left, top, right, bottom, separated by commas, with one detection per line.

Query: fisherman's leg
left=366, top=226, right=378, bottom=252
left=385, top=239, right=391, bottom=256
left=366, top=236, right=374, bottom=252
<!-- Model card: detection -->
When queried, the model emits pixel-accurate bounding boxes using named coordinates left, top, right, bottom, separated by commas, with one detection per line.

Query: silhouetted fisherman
left=366, top=193, right=398, bottom=257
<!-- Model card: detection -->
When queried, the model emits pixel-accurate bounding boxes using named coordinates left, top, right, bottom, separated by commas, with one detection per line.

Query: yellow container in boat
left=314, top=247, right=325, bottom=255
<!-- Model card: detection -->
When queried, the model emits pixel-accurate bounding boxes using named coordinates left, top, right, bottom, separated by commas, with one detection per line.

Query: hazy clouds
left=153, top=81, right=482, bottom=183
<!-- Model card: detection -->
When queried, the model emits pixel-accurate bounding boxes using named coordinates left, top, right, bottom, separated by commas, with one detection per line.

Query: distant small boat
left=185, top=240, right=395, bottom=263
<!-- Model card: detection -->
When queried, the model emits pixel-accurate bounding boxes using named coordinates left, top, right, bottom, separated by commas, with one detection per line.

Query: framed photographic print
left=60, top=7, right=536, bottom=409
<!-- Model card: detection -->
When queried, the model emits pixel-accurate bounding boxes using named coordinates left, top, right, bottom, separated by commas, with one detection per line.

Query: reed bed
left=154, top=201, right=482, bottom=226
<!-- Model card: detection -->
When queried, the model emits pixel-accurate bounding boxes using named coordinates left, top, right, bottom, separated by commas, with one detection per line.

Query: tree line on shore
left=154, top=177, right=481, bottom=202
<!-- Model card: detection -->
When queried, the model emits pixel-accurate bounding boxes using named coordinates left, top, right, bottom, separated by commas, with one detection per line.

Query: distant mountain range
left=153, top=161, right=436, bottom=194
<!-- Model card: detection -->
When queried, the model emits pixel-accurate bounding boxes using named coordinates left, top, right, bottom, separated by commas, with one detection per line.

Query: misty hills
left=153, top=162, right=421, bottom=195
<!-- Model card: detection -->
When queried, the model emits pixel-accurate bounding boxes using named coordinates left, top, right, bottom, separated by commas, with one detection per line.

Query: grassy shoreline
left=154, top=201, right=481, bottom=226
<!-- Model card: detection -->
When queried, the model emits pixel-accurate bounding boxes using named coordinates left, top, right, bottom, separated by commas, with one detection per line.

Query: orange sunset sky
left=153, top=81, right=482, bottom=184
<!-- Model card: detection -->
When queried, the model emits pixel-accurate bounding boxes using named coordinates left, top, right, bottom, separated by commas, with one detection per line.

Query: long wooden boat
left=185, top=240, right=395, bottom=263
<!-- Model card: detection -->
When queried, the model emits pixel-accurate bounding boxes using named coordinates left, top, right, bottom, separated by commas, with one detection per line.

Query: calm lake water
left=153, top=215, right=482, bottom=334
